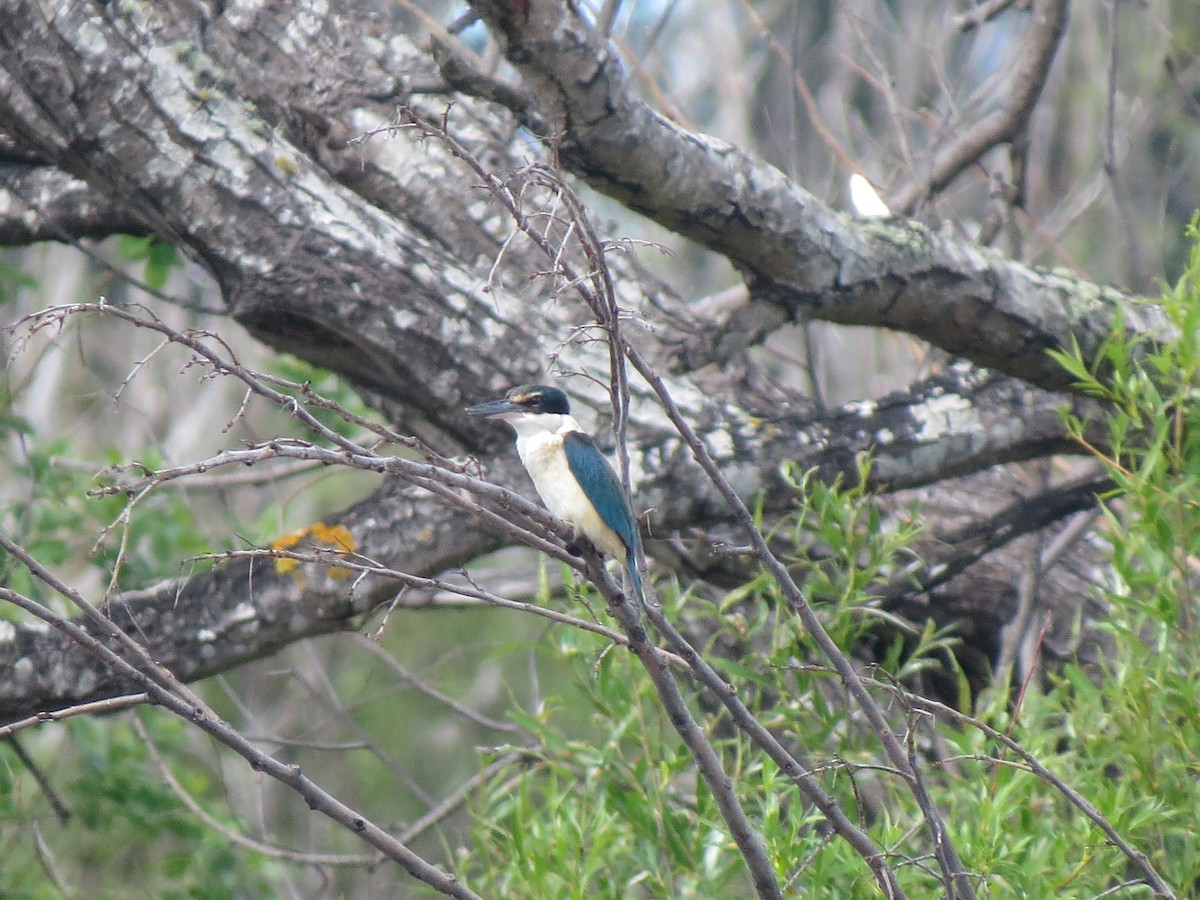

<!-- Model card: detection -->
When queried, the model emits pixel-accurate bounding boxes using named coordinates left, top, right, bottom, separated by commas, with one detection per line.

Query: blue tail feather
left=626, top=550, right=646, bottom=608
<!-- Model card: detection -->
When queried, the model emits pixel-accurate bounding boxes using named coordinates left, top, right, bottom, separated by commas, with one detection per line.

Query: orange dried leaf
left=274, top=556, right=300, bottom=575
left=311, top=522, right=356, bottom=553
left=270, top=527, right=311, bottom=552
left=270, top=522, right=355, bottom=578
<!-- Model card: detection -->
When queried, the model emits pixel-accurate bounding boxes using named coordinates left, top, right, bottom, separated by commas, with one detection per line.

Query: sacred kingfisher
left=467, top=384, right=645, bottom=607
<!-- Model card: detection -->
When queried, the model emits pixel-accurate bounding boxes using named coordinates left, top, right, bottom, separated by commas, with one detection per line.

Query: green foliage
left=465, top=622, right=790, bottom=898
left=1040, top=215, right=1200, bottom=892
left=267, top=353, right=387, bottom=440
left=460, top=229, right=1200, bottom=895
left=0, top=715, right=277, bottom=899
left=777, top=459, right=936, bottom=658
left=460, top=488, right=960, bottom=897
left=0, top=256, right=38, bottom=305
left=116, top=235, right=180, bottom=292
left=0, top=409, right=216, bottom=598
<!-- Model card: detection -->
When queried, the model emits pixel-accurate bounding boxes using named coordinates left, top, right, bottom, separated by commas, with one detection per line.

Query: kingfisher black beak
left=465, top=397, right=522, bottom=418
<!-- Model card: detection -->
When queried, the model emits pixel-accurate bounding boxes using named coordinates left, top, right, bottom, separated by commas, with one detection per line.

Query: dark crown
left=507, top=384, right=570, bottom=415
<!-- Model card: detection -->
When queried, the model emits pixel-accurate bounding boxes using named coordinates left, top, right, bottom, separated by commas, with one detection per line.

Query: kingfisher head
left=466, top=384, right=572, bottom=422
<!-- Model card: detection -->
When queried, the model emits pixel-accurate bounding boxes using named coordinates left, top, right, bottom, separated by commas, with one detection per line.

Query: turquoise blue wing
left=563, top=430, right=638, bottom=556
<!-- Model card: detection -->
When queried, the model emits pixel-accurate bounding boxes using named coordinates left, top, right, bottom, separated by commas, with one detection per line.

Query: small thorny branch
left=385, top=107, right=915, bottom=897
left=366, top=107, right=1177, bottom=899
left=0, top=533, right=484, bottom=899
left=7, top=300, right=597, bottom=568
left=383, top=109, right=636, bottom=436
left=0, top=300, right=609, bottom=899
left=0, top=108, right=1174, bottom=900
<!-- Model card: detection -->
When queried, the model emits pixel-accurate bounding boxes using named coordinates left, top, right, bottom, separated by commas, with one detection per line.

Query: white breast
left=514, top=420, right=627, bottom=560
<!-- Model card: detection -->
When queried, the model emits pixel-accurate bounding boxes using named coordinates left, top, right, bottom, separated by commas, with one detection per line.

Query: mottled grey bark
left=463, top=0, right=1162, bottom=390
left=0, top=0, right=1132, bottom=721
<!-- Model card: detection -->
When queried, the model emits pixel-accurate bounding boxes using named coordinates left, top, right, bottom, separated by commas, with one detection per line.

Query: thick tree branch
left=0, top=1, right=1144, bottom=431
left=0, top=0, right=1125, bottom=726
left=0, top=350, right=1090, bottom=724
left=0, top=1, right=533, bottom=438
left=463, top=0, right=1160, bottom=393
left=881, top=470, right=1113, bottom=610
left=0, top=165, right=143, bottom=243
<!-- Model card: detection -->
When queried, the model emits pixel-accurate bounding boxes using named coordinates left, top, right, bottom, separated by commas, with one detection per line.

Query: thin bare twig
left=351, top=635, right=521, bottom=734
left=863, top=673, right=1175, bottom=898
left=6, top=302, right=447, bottom=465
left=954, top=0, right=1024, bottom=33
left=4, top=735, right=71, bottom=825
left=625, top=344, right=973, bottom=896
left=1102, top=0, right=1145, bottom=287
left=0, top=539, right=483, bottom=900
left=734, top=0, right=857, bottom=173
left=390, top=108, right=916, bottom=897
left=563, top=160, right=898, bottom=895
left=892, top=0, right=1069, bottom=213
left=397, top=752, right=525, bottom=844
left=218, top=546, right=688, bottom=670
left=0, top=693, right=149, bottom=739
left=594, top=0, right=622, bottom=36
left=579, top=555, right=786, bottom=900
left=384, top=109, right=784, bottom=900
left=132, top=715, right=376, bottom=867
left=639, top=602, right=907, bottom=898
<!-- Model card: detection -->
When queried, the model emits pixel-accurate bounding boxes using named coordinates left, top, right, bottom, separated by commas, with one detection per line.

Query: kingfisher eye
left=503, top=384, right=570, bottom=415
